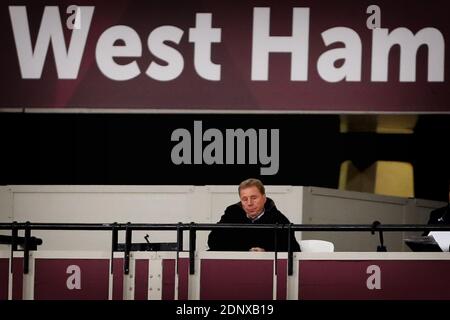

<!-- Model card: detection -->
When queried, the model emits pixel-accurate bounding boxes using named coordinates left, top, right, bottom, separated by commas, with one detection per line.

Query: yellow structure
left=339, top=160, right=414, bottom=198
left=339, top=115, right=416, bottom=198
left=340, top=115, right=418, bottom=134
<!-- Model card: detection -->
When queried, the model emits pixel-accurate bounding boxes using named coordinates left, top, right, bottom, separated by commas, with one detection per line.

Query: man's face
left=239, top=186, right=267, bottom=219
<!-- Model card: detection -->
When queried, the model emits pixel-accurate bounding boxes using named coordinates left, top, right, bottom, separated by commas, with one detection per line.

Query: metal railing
left=1, top=221, right=449, bottom=276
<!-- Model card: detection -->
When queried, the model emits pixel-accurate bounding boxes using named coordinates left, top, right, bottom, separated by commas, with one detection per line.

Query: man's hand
left=249, top=247, right=265, bottom=252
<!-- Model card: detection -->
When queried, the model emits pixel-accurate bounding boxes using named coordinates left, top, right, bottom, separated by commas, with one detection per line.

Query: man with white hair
left=208, top=178, right=300, bottom=252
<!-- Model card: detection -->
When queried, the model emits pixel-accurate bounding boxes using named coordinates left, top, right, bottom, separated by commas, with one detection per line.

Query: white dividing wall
left=8, top=186, right=198, bottom=251
left=0, top=185, right=445, bottom=252
left=0, top=187, right=12, bottom=220
left=301, top=187, right=446, bottom=252
left=0, top=185, right=302, bottom=252
left=0, top=186, right=13, bottom=239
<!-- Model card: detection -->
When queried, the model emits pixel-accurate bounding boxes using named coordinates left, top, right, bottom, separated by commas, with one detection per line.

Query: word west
left=8, top=6, right=444, bottom=82
left=171, top=121, right=279, bottom=175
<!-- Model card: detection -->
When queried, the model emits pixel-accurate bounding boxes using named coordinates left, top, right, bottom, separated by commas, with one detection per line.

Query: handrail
left=1, top=222, right=449, bottom=276
left=1, top=222, right=450, bottom=231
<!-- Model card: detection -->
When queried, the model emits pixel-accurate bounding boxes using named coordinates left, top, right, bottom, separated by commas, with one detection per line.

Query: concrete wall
left=0, top=186, right=13, bottom=237
left=0, top=185, right=302, bottom=252
left=301, top=187, right=445, bottom=252
left=0, top=185, right=445, bottom=252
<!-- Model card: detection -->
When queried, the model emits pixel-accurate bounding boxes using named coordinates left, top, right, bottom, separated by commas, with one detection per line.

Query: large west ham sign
left=1, top=0, right=449, bottom=112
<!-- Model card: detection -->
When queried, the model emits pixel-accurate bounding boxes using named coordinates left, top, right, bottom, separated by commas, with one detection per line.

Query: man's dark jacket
left=207, top=198, right=300, bottom=252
